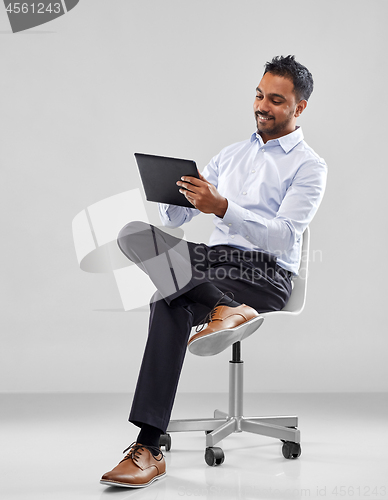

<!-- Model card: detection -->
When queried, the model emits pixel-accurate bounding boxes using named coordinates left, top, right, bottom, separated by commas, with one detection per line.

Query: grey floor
left=1, top=392, right=387, bottom=500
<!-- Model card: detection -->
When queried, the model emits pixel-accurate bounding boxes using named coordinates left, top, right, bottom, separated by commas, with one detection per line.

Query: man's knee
left=117, top=220, right=151, bottom=259
left=150, top=290, right=163, bottom=306
left=117, top=221, right=150, bottom=242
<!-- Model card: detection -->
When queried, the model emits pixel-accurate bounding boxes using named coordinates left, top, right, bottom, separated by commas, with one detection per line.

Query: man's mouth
left=256, top=113, right=273, bottom=121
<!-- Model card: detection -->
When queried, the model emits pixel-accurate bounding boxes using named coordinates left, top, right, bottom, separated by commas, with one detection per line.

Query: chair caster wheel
left=205, top=447, right=225, bottom=466
left=159, top=433, right=171, bottom=451
left=282, top=441, right=301, bottom=459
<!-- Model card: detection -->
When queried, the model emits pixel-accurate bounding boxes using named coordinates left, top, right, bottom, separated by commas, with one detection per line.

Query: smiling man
left=254, top=71, right=307, bottom=142
left=100, top=55, right=327, bottom=489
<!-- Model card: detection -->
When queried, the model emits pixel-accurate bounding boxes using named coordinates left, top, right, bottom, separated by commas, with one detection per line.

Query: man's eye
left=256, top=95, right=263, bottom=99
left=273, top=101, right=281, bottom=105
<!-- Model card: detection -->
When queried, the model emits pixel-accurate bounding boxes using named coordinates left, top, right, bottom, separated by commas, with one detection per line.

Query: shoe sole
left=188, top=315, right=264, bottom=356
left=100, top=472, right=166, bottom=488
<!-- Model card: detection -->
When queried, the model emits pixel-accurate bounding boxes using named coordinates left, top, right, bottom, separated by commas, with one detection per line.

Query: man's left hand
left=177, top=172, right=228, bottom=218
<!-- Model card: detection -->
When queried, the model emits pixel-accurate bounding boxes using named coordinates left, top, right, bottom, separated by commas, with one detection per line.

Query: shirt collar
left=250, top=126, right=304, bottom=153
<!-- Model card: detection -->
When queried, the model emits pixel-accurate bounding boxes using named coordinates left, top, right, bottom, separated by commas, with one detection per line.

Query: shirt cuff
left=158, top=203, right=171, bottom=222
left=222, top=199, right=269, bottom=247
left=222, top=199, right=249, bottom=228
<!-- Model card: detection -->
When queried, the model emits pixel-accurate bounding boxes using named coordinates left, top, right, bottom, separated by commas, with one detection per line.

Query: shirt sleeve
left=158, top=202, right=199, bottom=227
left=222, top=158, right=327, bottom=255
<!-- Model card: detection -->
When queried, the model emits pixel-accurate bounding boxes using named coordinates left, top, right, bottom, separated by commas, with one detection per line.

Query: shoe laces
left=121, top=442, right=164, bottom=463
left=195, top=291, right=235, bottom=333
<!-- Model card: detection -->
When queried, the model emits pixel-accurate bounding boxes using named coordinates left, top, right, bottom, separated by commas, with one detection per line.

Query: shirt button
left=231, top=235, right=235, bottom=239
left=251, top=169, right=256, bottom=173
left=242, top=191, right=247, bottom=195
left=262, top=148, right=265, bottom=152
left=228, top=223, right=232, bottom=227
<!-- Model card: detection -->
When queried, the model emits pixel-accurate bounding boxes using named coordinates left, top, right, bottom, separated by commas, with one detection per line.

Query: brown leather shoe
left=188, top=304, right=264, bottom=356
left=100, top=443, right=166, bottom=488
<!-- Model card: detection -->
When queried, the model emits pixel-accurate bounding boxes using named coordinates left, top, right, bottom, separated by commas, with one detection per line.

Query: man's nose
left=257, top=97, right=271, bottom=113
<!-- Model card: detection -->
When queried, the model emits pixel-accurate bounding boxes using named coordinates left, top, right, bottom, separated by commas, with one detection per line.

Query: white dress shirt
left=159, top=127, right=327, bottom=275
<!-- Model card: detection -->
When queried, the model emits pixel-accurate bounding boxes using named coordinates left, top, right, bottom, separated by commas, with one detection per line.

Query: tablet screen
left=135, top=153, right=200, bottom=208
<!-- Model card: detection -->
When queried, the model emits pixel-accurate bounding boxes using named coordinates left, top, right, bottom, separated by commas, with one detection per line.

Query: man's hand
left=176, top=172, right=228, bottom=218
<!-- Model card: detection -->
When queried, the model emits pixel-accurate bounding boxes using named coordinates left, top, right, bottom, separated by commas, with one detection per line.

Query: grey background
left=1, top=0, right=387, bottom=394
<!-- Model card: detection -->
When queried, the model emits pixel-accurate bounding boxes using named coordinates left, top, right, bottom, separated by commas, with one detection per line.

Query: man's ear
left=295, top=99, right=307, bottom=118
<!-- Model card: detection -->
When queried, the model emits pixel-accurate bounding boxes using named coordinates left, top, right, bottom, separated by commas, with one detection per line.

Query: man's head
left=254, top=55, right=313, bottom=142
left=264, top=55, right=314, bottom=102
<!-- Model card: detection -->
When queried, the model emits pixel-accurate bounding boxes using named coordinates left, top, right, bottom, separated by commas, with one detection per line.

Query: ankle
left=217, top=296, right=240, bottom=308
left=137, top=423, right=162, bottom=451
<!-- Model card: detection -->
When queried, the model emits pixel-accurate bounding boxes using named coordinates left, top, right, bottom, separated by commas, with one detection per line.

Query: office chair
left=160, top=227, right=310, bottom=466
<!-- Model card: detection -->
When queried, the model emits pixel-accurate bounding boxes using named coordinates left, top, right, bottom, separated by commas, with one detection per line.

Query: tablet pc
left=135, top=153, right=200, bottom=208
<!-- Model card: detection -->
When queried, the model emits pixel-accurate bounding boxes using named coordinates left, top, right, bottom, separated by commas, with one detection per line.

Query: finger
left=178, top=182, right=196, bottom=193
left=188, top=197, right=196, bottom=207
left=180, top=189, right=197, bottom=207
left=180, top=176, right=203, bottom=187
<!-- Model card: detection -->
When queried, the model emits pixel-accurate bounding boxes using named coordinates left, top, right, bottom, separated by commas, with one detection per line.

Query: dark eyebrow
left=256, top=87, right=286, bottom=100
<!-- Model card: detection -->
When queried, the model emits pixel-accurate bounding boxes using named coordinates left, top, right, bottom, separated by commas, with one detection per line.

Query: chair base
left=167, top=412, right=300, bottom=448
left=166, top=344, right=300, bottom=455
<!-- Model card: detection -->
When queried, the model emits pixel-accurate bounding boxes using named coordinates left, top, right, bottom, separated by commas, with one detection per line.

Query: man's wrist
left=214, top=198, right=228, bottom=218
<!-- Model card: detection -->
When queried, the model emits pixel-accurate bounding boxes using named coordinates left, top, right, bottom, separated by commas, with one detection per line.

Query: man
left=100, top=55, right=327, bottom=488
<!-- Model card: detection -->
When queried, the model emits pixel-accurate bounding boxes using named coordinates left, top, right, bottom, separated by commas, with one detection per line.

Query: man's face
left=254, top=72, right=305, bottom=141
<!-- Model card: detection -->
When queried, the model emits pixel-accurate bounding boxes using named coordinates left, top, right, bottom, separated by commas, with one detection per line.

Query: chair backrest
left=262, top=226, right=310, bottom=317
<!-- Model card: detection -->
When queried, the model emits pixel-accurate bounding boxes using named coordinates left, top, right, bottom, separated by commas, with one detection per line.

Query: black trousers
left=117, top=221, right=292, bottom=433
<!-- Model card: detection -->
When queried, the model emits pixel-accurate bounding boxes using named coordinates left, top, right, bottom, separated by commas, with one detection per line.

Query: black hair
left=264, top=55, right=314, bottom=101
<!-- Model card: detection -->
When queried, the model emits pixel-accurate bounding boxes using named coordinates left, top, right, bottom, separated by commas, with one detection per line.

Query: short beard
left=255, top=109, right=294, bottom=138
